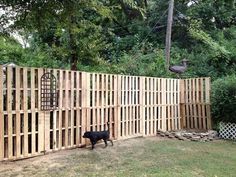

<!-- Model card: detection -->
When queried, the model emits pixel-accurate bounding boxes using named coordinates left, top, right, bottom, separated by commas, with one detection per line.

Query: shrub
left=211, top=75, right=236, bottom=124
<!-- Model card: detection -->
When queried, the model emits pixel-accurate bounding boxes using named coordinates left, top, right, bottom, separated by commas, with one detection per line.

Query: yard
left=0, top=137, right=236, bottom=177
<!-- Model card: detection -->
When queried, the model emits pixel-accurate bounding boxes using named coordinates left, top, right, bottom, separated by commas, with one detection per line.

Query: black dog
left=82, top=122, right=113, bottom=149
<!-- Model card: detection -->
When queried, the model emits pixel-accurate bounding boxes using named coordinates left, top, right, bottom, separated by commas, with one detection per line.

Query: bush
left=211, top=75, right=236, bottom=124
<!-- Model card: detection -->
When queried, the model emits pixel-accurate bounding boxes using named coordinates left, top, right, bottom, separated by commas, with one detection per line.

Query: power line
left=129, top=8, right=168, bottom=61
left=109, top=10, right=167, bottom=31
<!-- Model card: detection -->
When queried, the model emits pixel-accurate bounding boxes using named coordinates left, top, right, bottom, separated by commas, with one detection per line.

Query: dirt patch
left=0, top=137, right=161, bottom=177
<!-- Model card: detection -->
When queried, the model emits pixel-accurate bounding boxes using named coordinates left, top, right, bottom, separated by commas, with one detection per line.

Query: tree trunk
left=70, top=53, right=78, bottom=70
left=69, top=15, right=78, bottom=71
left=165, top=0, right=174, bottom=71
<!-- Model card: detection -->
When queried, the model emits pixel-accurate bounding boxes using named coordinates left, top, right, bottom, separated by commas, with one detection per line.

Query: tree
left=1, top=0, right=115, bottom=70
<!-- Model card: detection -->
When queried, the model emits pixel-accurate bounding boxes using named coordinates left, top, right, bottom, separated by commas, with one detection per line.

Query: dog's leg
left=108, top=139, right=113, bottom=146
left=90, top=140, right=96, bottom=150
left=103, top=139, right=108, bottom=147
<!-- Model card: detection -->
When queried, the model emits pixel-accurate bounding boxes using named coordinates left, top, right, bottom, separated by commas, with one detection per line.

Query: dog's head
left=82, top=131, right=91, bottom=138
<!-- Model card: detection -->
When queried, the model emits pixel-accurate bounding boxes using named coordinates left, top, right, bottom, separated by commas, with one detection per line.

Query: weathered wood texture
left=0, top=65, right=211, bottom=161
left=180, top=78, right=211, bottom=130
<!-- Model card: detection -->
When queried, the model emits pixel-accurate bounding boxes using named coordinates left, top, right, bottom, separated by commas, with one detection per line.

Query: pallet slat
left=0, top=66, right=4, bottom=160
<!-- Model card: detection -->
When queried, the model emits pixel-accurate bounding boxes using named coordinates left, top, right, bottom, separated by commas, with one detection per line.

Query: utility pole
left=165, top=0, right=174, bottom=71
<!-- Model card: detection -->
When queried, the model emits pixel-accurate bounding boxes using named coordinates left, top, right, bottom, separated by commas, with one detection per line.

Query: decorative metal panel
left=41, top=72, right=57, bottom=111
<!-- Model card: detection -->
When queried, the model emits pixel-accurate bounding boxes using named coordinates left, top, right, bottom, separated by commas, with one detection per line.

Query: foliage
left=0, top=35, right=23, bottom=65
left=0, top=35, right=64, bottom=68
left=211, top=75, right=236, bottom=124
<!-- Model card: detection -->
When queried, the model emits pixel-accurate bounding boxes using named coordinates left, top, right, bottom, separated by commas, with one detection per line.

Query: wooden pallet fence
left=0, top=65, right=211, bottom=161
left=0, top=66, right=42, bottom=161
left=86, top=73, right=117, bottom=139
left=118, top=75, right=142, bottom=139
left=180, top=78, right=211, bottom=130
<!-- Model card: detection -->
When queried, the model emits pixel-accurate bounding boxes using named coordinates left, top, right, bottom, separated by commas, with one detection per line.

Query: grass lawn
left=0, top=137, right=236, bottom=177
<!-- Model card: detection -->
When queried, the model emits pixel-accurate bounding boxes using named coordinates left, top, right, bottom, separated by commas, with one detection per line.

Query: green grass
left=0, top=137, right=236, bottom=177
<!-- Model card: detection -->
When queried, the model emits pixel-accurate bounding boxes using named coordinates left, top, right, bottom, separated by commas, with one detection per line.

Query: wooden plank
left=177, top=79, right=181, bottom=130
left=196, top=78, right=201, bottom=129
left=157, top=79, right=161, bottom=130
left=44, top=112, right=50, bottom=151
left=166, top=79, right=170, bottom=131
left=139, top=77, right=145, bottom=136
left=189, top=79, right=193, bottom=129
left=75, top=71, right=80, bottom=146
left=58, top=70, right=63, bottom=149
left=71, top=71, right=74, bottom=146
left=6, top=67, right=13, bottom=159
left=205, top=78, right=212, bottom=129
left=205, top=78, right=210, bottom=104
left=91, top=74, right=95, bottom=131
left=133, top=77, right=137, bottom=135
left=15, top=67, right=21, bottom=158
left=171, top=79, right=174, bottom=130
left=125, top=76, right=128, bottom=136
left=171, top=80, right=175, bottom=130
left=173, top=79, right=177, bottom=130
left=116, top=75, right=121, bottom=139
left=105, top=75, right=108, bottom=130
left=31, top=68, right=36, bottom=154
left=136, top=77, right=139, bottom=134
left=129, top=76, right=132, bottom=136
left=185, top=79, right=190, bottom=129
left=7, top=67, right=13, bottom=159
left=23, top=68, right=28, bottom=156
left=113, top=75, right=118, bottom=139
left=150, top=78, right=154, bottom=135
left=81, top=72, right=89, bottom=145
left=146, top=78, right=149, bottom=135
left=0, top=65, right=4, bottom=160
left=200, top=78, right=206, bottom=129
left=153, top=78, right=157, bottom=134
left=93, top=74, right=99, bottom=131
left=86, top=73, right=91, bottom=142
left=99, top=74, right=103, bottom=131
left=100, top=74, right=104, bottom=131
left=37, top=68, right=44, bottom=153
left=199, top=78, right=203, bottom=129
left=53, top=111, right=57, bottom=149
left=121, top=76, right=125, bottom=137
left=179, top=79, right=185, bottom=129
left=96, top=74, right=100, bottom=131
left=52, top=69, right=58, bottom=149
left=161, top=79, right=166, bottom=131
left=65, top=71, right=69, bottom=148
left=193, top=79, right=198, bottom=129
